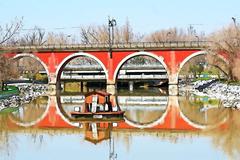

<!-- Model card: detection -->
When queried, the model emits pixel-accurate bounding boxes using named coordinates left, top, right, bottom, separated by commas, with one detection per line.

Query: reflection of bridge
left=2, top=41, right=228, bottom=95
left=7, top=95, right=228, bottom=131
left=117, top=96, right=168, bottom=106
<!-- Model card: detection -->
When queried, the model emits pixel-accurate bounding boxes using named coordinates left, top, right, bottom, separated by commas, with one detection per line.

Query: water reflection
left=1, top=88, right=240, bottom=160
left=206, top=110, right=240, bottom=159
left=116, top=88, right=168, bottom=128
left=179, top=94, right=229, bottom=128
left=10, top=96, right=49, bottom=127
left=83, top=122, right=112, bottom=144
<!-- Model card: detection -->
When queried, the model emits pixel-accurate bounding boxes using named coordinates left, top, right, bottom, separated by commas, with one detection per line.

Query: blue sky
left=0, top=0, right=239, bottom=35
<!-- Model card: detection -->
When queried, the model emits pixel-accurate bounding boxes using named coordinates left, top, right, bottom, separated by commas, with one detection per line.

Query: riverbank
left=179, top=80, right=240, bottom=109
left=0, top=84, right=47, bottom=112
left=0, top=85, right=20, bottom=99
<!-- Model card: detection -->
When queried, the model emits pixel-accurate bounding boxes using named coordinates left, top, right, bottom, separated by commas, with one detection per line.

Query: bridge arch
left=12, top=53, right=50, bottom=83
left=179, top=51, right=207, bottom=72
left=113, top=51, right=170, bottom=83
left=56, top=52, right=108, bottom=82
left=178, top=50, right=229, bottom=79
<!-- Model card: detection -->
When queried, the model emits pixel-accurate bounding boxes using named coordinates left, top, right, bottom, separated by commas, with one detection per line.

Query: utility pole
left=108, top=17, right=117, bottom=59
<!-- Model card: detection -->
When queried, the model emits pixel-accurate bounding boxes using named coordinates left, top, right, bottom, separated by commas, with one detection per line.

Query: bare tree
left=207, top=24, right=240, bottom=81
left=122, top=19, right=133, bottom=43
left=0, top=55, right=19, bottom=91
left=18, top=26, right=46, bottom=45
left=79, top=19, right=136, bottom=44
left=0, top=17, right=23, bottom=45
left=144, top=27, right=205, bottom=42
left=46, top=32, right=74, bottom=45
left=17, top=57, right=44, bottom=80
left=114, top=19, right=134, bottom=43
left=80, top=25, right=108, bottom=44
left=0, top=18, right=22, bottom=90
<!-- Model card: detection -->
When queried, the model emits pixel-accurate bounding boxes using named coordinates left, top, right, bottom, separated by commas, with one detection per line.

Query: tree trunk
left=228, top=67, right=235, bottom=82
left=0, top=81, right=3, bottom=91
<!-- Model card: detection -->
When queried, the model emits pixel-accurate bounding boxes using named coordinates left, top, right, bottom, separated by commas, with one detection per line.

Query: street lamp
left=232, top=17, right=237, bottom=27
left=108, top=17, right=117, bottom=58
left=231, top=17, right=239, bottom=41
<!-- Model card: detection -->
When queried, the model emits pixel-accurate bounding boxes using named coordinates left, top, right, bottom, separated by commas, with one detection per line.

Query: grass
left=0, top=85, right=20, bottom=99
left=0, top=107, right=18, bottom=114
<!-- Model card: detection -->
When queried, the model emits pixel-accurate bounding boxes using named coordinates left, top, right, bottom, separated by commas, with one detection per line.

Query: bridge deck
left=0, top=41, right=208, bottom=52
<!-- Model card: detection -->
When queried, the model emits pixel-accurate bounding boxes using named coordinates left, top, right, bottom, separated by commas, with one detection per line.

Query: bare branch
left=0, top=17, right=23, bottom=44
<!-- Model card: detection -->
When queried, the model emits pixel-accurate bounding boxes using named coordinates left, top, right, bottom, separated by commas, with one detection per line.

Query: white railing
left=61, top=75, right=106, bottom=80
left=117, top=96, right=168, bottom=105
left=118, top=74, right=168, bottom=79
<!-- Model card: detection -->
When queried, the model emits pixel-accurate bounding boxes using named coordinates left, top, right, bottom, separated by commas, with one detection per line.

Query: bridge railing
left=61, top=74, right=168, bottom=80
left=61, top=75, right=106, bottom=80
left=118, top=74, right=168, bottom=79
left=0, top=41, right=209, bottom=52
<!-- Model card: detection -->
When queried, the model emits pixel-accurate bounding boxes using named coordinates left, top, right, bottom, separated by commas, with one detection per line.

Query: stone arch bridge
left=1, top=41, right=226, bottom=95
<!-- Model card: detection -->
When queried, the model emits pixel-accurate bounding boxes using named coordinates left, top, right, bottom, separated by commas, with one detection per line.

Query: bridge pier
left=82, top=82, right=88, bottom=93
left=168, top=74, right=178, bottom=96
left=48, top=83, right=57, bottom=95
left=129, top=81, right=134, bottom=92
left=168, top=84, right=178, bottom=96
left=107, top=80, right=116, bottom=95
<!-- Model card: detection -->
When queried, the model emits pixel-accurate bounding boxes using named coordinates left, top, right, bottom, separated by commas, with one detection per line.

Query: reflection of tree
left=11, top=96, right=48, bottom=123
left=0, top=114, right=17, bottom=159
left=208, top=110, right=240, bottom=159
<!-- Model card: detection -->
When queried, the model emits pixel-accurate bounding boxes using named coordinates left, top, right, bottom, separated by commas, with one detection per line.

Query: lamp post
left=232, top=17, right=239, bottom=44
left=108, top=17, right=117, bottom=58
left=232, top=17, right=237, bottom=28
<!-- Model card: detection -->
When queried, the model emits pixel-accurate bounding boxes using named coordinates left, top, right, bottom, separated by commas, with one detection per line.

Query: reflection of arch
left=123, top=106, right=169, bottom=129
left=115, top=95, right=169, bottom=129
left=179, top=108, right=228, bottom=129
left=56, top=52, right=108, bottom=81
left=178, top=51, right=229, bottom=79
left=113, top=51, right=169, bottom=83
left=13, top=53, right=50, bottom=83
left=9, top=96, right=51, bottom=127
left=178, top=97, right=229, bottom=129
left=55, top=94, right=82, bottom=127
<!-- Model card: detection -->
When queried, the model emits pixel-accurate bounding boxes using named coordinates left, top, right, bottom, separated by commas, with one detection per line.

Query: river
left=0, top=87, right=239, bottom=160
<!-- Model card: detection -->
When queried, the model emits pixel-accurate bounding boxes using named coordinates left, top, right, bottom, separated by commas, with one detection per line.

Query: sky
left=0, top=0, right=239, bottom=35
